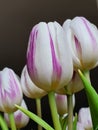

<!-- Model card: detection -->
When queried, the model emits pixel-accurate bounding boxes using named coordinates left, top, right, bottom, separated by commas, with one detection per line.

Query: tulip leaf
left=15, top=104, right=54, bottom=130
left=0, top=114, right=9, bottom=130
left=78, top=69, right=98, bottom=130
left=73, top=113, right=77, bottom=130
left=59, top=114, right=68, bottom=130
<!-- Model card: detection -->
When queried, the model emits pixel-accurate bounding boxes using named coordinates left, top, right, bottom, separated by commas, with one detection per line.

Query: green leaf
left=78, top=69, right=98, bottom=130
left=0, top=114, right=9, bottom=130
left=59, top=114, right=68, bottom=130
left=15, top=104, right=54, bottom=130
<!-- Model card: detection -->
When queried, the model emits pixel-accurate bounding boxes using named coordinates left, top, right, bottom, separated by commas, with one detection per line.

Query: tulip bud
left=78, top=107, right=92, bottom=129
left=21, top=65, right=47, bottom=98
left=56, top=71, right=84, bottom=94
left=4, top=99, right=29, bottom=128
left=55, top=94, right=75, bottom=116
left=0, top=67, right=23, bottom=113
left=63, top=16, right=98, bottom=70
left=26, top=21, right=73, bottom=92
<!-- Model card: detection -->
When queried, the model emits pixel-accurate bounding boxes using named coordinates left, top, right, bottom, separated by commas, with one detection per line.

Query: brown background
left=0, top=0, right=98, bottom=129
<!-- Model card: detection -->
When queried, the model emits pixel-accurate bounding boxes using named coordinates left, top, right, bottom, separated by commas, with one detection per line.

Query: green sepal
left=15, top=104, right=54, bottom=130
left=0, top=114, right=9, bottom=130
left=78, top=69, right=98, bottom=130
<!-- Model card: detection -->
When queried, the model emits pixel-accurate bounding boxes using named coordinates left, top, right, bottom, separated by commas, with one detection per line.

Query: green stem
left=67, top=94, right=73, bottom=130
left=83, top=71, right=90, bottom=83
left=36, top=98, right=42, bottom=130
left=48, top=91, right=62, bottom=130
left=8, top=112, right=16, bottom=130
left=0, top=114, right=9, bottom=130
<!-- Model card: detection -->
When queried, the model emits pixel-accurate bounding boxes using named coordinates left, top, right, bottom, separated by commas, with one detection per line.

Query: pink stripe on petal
left=81, top=17, right=96, bottom=44
left=8, top=71, right=20, bottom=99
left=0, top=70, right=21, bottom=103
left=47, top=25, right=62, bottom=81
left=74, top=36, right=80, bottom=50
left=15, top=112, right=22, bottom=122
left=27, top=26, right=38, bottom=79
left=74, top=36, right=82, bottom=58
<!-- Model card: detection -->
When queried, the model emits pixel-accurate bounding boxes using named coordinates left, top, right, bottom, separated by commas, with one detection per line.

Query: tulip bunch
left=0, top=16, right=98, bottom=130
left=25, top=16, right=98, bottom=130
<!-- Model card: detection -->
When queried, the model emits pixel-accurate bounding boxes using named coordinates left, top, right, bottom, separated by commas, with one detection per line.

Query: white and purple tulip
left=21, top=65, right=47, bottom=98
left=4, top=99, right=29, bottom=128
left=55, top=93, right=75, bottom=116
left=0, top=67, right=23, bottom=113
left=78, top=107, right=92, bottom=129
left=63, top=16, right=98, bottom=70
left=26, top=21, right=73, bottom=91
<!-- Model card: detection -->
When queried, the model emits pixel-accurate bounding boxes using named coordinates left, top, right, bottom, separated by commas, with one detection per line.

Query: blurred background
left=0, top=0, right=98, bottom=129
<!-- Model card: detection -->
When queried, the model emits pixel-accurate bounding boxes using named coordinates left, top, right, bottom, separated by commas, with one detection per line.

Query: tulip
left=4, top=99, right=29, bottom=128
left=21, top=65, right=47, bottom=98
left=55, top=94, right=75, bottom=116
left=63, top=16, right=98, bottom=70
left=0, top=67, right=23, bottom=113
left=78, top=107, right=92, bottom=129
left=26, top=21, right=73, bottom=92
left=56, top=71, right=84, bottom=94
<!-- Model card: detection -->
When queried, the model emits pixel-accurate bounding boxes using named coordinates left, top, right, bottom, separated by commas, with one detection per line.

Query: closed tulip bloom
left=56, top=71, right=84, bottom=94
left=26, top=21, right=73, bottom=91
left=78, top=107, right=92, bottom=129
left=21, top=65, right=47, bottom=98
left=0, top=68, right=23, bottom=113
left=55, top=94, right=75, bottom=116
left=4, top=99, right=29, bottom=128
left=63, top=16, right=98, bottom=70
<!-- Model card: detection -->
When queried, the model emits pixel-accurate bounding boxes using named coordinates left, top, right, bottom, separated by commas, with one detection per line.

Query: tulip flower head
left=63, top=16, right=98, bottom=70
left=21, top=65, right=47, bottom=98
left=78, top=107, right=92, bottom=129
left=55, top=93, right=75, bottom=116
left=27, top=21, right=73, bottom=91
left=4, top=99, right=29, bottom=128
left=0, top=67, right=23, bottom=113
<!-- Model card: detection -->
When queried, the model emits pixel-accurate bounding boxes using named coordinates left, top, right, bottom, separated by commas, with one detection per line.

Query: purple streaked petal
left=74, top=36, right=82, bottom=59
left=15, top=112, right=22, bottom=122
left=74, top=36, right=80, bottom=50
left=27, top=25, right=38, bottom=80
left=0, top=70, right=21, bottom=100
left=0, top=68, right=22, bottom=113
left=80, top=17, right=96, bottom=46
left=47, top=25, right=62, bottom=83
left=8, top=70, right=21, bottom=99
